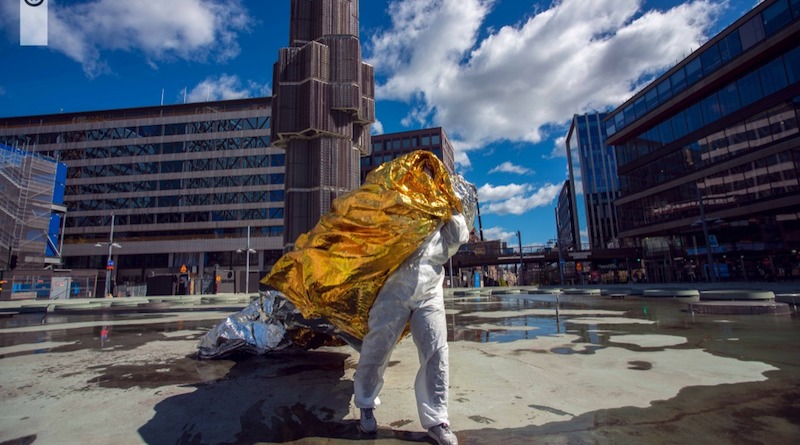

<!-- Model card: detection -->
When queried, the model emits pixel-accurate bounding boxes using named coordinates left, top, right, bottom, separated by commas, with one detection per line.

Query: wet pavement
left=0, top=288, right=799, bottom=445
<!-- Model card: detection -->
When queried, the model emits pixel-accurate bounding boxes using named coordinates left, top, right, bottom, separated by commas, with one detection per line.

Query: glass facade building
left=565, top=112, right=620, bottom=251
left=0, top=99, right=284, bottom=293
left=606, top=0, right=800, bottom=282
left=361, top=127, right=455, bottom=182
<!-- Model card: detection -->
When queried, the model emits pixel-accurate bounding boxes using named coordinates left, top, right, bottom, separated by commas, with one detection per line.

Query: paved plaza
left=1, top=283, right=799, bottom=444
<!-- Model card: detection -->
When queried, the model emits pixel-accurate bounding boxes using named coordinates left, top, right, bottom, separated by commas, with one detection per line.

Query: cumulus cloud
left=184, top=74, right=267, bottom=103
left=371, top=119, right=385, bottom=135
left=24, top=0, right=252, bottom=77
left=367, top=0, right=721, bottom=164
left=547, top=136, right=568, bottom=159
left=478, top=182, right=561, bottom=215
left=482, top=226, right=518, bottom=242
left=489, top=161, right=532, bottom=175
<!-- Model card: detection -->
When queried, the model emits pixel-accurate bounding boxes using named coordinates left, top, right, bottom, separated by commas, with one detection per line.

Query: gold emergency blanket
left=262, top=150, right=463, bottom=341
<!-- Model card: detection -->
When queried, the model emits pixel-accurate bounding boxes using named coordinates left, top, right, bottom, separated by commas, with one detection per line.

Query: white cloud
left=368, top=0, right=721, bottom=165
left=184, top=74, right=267, bottom=103
left=547, top=136, right=567, bottom=159
left=489, top=161, right=532, bottom=175
left=482, top=226, right=518, bottom=242
left=478, top=183, right=531, bottom=202
left=31, top=0, right=252, bottom=77
left=371, top=119, right=385, bottom=135
left=478, top=182, right=561, bottom=215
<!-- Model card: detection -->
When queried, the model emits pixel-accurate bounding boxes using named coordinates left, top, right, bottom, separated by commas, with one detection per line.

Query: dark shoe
left=428, top=423, right=458, bottom=445
left=359, top=408, right=377, bottom=434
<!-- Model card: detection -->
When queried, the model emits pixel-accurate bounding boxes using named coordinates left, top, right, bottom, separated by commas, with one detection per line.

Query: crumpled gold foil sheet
left=262, top=150, right=464, bottom=341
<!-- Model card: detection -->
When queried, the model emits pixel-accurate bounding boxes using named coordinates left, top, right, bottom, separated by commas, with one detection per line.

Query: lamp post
left=95, top=214, right=121, bottom=297
left=236, top=226, right=256, bottom=294
left=517, top=230, right=524, bottom=286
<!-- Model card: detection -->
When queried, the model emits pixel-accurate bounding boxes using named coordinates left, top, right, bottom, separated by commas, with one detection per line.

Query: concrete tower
left=272, top=0, right=375, bottom=248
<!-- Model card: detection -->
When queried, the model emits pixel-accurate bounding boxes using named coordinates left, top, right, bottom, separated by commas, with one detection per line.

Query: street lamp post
left=237, top=226, right=256, bottom=294
left=95, top=214, right=121, bottom=297
left=517, top=230, right=524, bottom=286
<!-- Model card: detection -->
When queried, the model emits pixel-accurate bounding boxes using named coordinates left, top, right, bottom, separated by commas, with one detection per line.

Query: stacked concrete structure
left=271, top=0, right=375, bottom=247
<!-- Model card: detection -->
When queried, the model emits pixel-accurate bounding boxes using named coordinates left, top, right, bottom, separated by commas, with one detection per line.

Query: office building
left=556, top=180, right=579, bottom=251
left=565, top=112, right=621, bottom=251
left=0, top=99, right=283, bottom=295
left=361, top=127, right=455, bottom=182
left=271, top=0, right=375, bottom=248
left=605, top=0, right=800, bottom=281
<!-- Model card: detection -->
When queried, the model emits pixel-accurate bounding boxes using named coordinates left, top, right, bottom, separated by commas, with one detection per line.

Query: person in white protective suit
left=354, top=210, right=469, bottom=445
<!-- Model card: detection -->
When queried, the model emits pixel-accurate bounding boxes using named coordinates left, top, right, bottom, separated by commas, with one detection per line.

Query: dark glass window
left=606, top=120, right=616, bottom=137
left=432, top=135, right=441, bottom=144
left=701, top=93, right=722, bottom=124
left=785, top=46, right=800, bottom=84
left=614, top=111, right=625, bottom=131
left=792, top=0, right=800, bottom=17
left=657, top=79, right=672, bottom=103
left=719, top=31, right=743, bottom=63
left=739, top=15, right=765, bottom=50
left=372, top=142, right=382, bottom=151
left=685, top=102, right=704, bottom=134
left=762, top=0, right=792, bottom=36
left=760, top=56, right=789, bottom=96
left=669, top=68, right=687, bottom=95
left=402, top=138, right=411, bottom=148
left=645, top=89, right=659, bottom=111
left=635, top=96, right=650, bottom=121
left=624, top=105, right=636, bottom=126
left=701, top=44, right=722, bottom=75
left=685, top=59, right=703, bottom=88
left=737, top=70, right=764, bottom=107
left=421, top=136, right=430, bottom=145
left=392, top=140, right=401, bottom=149
left=270, top=153, right=285, bottom=167
left=718, top=81, right=741, bottom=116
left=671, top=111, right=688, bottom=140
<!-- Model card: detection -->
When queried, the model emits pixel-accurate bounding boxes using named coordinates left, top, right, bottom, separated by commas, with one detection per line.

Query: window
left=762, top=0, right=792, bottom=36
left=624, top=105, right=636, bottom=126
left=719, top=31, right=743, bottom=63
left=392, top=140, right=401, bottom=149
left=431, top=135, right=441, bottom=144
left=701, top=44, right=722, bottom=75
left=685, top=58, right=703, bottom=85
left=657, top=120, right=674, bottom=144
left=669, top=68, right=687, bottom=96
left=785, top=45, right=800, bottom=84
left=373, top=142, right=382, bottom=152
left=737, top=70, right=764, bottom=107
left=421, top=136, right=430, bottom=145
left=671, top=111, right=688, bottom=140
left=792, top=0, right=800, bottom=17
left=739, top=15, right=765, bottom=50
left=657, top=79, right=672, bottom=103
left=685, top=102, right=704, bottom=134
left=271, top=153, right=285, bottom=167
left=700, top=92, right=722, bottom=124
left=402, top=138, right=411, bottom=148
left=645, top=89, right=659, bottom=112
left=717, top=81, right=741, bottom=116
left=760, top=56, right=789, bottom=96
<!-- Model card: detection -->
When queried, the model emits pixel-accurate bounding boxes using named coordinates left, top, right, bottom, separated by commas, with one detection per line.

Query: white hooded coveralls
left=354, top=213, right=470, bottom=429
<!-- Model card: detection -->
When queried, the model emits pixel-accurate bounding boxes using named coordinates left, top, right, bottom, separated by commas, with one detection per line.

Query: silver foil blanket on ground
left=197, top=290, right=361, bottom=360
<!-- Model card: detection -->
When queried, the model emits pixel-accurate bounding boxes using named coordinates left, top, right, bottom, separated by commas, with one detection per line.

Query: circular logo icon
left=25, top=0, right=45, bottom=7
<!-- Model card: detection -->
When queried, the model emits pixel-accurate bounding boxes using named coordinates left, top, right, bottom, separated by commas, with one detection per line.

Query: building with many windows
left=361, top=127, right=455, bottom=182
left=565, top=112, right=621, bottom=251
left=606, top=0, right=800, bottom=282
left=0, top=99, right=284, bottom=295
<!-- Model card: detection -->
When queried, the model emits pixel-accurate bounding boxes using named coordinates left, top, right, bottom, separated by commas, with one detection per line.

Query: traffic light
left=9, top=255, right=17, bottom=270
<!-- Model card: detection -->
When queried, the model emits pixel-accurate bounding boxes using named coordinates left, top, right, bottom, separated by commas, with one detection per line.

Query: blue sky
left=0, top=0, right=756, bottom=247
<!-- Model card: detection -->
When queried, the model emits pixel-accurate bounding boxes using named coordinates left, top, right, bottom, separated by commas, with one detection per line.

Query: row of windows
left=67, top=156, right=285, bottom=180
left=372, top=134, right=441, bottom=152
left=617, top=148, right=799, bottom=231
left=619, top=99, right=799, bottom=194
left=51, top=137, right=274, bottom=162
left=69, top=191, right=286, bottom=212
left=361, top=147, right=444, bottom=168
left=65, top=209, right=285, bottom=229
left=616, top=46, right=800, bottom=168
left=608, top=0, right=800, bottom=137
left=15, top=117, right=270, bottom=146
left=64, top=174, right=285, bottom=196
